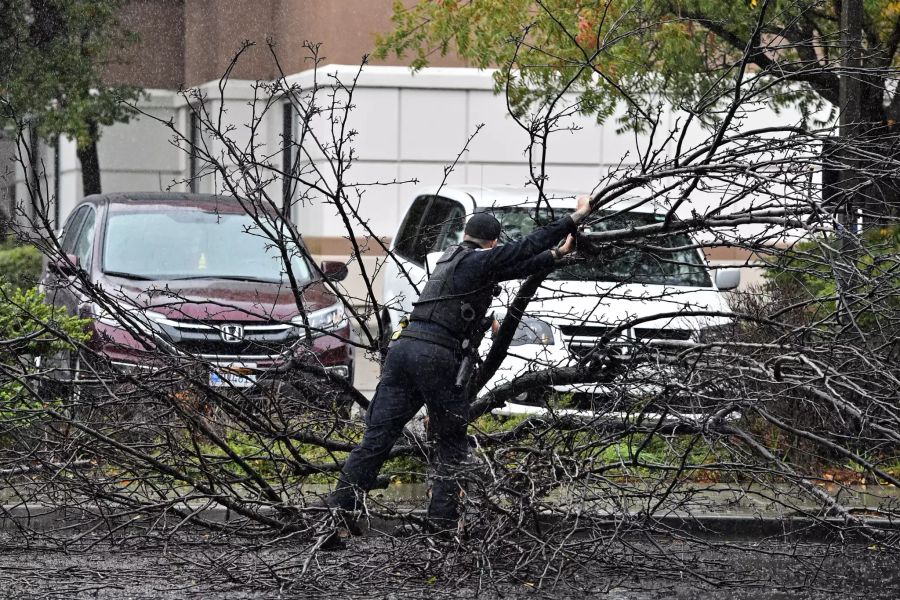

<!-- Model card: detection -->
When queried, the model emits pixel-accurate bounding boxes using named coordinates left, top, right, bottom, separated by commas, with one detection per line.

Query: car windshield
left=103, top=208, right=312, bottom=283
left=490, top=207, right=711, bottom=287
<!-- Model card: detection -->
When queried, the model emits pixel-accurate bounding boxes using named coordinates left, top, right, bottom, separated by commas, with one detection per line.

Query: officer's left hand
left=557, top=234, right=576, bottom=257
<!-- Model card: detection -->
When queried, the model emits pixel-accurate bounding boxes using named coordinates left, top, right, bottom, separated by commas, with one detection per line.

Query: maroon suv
left=40, top=192, right=353, bottom=389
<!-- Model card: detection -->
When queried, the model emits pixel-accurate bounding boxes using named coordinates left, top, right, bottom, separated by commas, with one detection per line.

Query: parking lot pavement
left=353, top=347, right=379, bottom=400
left=1, top=530, right=897, bottom=599
left=350, top=320, right=380, bottom=399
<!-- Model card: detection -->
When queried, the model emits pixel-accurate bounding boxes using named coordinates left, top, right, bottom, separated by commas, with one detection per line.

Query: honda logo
left=220, top=324, right=244, bottom=343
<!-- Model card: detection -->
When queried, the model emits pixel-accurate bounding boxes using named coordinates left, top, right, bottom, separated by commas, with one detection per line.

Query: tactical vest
left=410, top=244, right=495, bottom=341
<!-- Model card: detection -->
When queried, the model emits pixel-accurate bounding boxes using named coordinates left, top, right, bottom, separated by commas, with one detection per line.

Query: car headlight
left=94, top=304, right=167, bottom=332
left=293, top=303, right=347, bottom=338
left=506, top=316, right=555, bottom=346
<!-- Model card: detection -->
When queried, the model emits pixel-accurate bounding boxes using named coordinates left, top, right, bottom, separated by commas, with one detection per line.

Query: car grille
left=634, top=328, right=692, bottom=341
left=560, top=323, right=692, bottom=357
left=559, top=325, right=614, bottom=339
left=154, top=320, right=298, bottom=361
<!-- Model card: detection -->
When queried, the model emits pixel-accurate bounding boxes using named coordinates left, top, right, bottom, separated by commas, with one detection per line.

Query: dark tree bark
left=28, top=0, right=66, bottom=49
left=76, top=121, right=102, bottom=197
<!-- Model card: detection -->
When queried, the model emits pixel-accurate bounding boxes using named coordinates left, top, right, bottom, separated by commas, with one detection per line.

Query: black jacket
left=409, top=214, right=577, bottom=340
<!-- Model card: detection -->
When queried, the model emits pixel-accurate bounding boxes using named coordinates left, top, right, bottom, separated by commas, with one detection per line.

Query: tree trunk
left=76, top=127, right=102, bottom=197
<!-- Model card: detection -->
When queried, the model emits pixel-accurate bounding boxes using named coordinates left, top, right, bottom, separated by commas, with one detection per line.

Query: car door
left=51, top=205, right=96, bottom=318
left=39, top=205, right=96, bottom=380
left=382, top=195, right=467, bottom=328
left=42, top=206, right=88, bottom=306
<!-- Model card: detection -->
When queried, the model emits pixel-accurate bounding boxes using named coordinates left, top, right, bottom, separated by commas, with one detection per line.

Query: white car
left=381, top=185, right=740, bottom=419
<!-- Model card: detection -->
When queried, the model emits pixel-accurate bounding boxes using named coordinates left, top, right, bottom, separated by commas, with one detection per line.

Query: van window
left=394, top=196, right=430, bottom=264
left=394, top=196, right=466, bottom=266
left=491, top=207, right=712, bottom=287
left=417, top=197, right=466, bottom=263
left=435, top=202, right=466, bottom=251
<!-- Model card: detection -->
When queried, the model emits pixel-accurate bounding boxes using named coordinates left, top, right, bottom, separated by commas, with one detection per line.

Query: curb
left=3, top=504, right=898, bottom=542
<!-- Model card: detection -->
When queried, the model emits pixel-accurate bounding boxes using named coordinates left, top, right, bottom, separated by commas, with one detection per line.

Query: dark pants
left=328, top=336, right=469, bottom=529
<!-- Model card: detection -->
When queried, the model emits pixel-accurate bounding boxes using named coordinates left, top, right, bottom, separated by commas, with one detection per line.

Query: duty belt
left=398, top=327, right=460, bottom=352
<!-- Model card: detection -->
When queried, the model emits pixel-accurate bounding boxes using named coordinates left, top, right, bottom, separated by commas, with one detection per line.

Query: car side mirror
left=320, top=260, right=348, bottom=282
left=50, top=253, right=81, bottom=277
left=714, top=268, right=741, bottom=291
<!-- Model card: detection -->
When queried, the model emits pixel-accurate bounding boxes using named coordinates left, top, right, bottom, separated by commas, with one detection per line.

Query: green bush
left=0, top=284, right=88, bottom=417
left=765, top=225, right=900, bottom=334
left=0, top=241, right=42, bottom=290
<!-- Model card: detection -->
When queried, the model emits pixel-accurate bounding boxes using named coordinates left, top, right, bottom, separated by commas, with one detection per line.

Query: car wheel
left=513, top=387, right=553, bottom=408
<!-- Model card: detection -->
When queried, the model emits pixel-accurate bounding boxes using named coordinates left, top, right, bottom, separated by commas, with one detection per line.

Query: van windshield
left=491, top=208, right=711, bottom=287
left=103, top=209, right=311, bottom=283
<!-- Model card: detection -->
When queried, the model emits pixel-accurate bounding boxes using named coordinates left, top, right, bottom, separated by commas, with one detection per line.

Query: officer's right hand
left=574, top=194, right=591, bottom=220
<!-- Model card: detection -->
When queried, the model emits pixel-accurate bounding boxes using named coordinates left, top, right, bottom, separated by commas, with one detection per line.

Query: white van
left=380, top=185, right=740, bottom=417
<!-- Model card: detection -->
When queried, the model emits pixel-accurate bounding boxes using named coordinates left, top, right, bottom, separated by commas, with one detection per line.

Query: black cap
left=465, top=212, right=502, bottom=241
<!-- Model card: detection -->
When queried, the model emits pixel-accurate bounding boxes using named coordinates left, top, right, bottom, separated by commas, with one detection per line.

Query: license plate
left=209, top=363, right=257, bottom=388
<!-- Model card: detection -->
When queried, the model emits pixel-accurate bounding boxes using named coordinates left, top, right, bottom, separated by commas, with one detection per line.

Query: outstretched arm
left=486, top=195, right=590, bottom=281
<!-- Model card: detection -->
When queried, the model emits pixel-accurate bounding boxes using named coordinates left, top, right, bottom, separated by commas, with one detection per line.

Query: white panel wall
left=350, top=88, right=401, bottom=161
left=286, top=66, right=662, bottom=241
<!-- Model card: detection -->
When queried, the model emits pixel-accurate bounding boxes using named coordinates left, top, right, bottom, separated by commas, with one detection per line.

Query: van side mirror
left=714, top=268, right=741, bottom=291
left=50, top=254, right=81, bottom=277
left=320, top=260, right=348, bottom=282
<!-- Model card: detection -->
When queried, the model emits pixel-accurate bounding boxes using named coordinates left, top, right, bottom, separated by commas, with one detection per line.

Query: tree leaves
left=375, top=0, right=900, bottom=129
left=0, top=0, right=141, bottom=148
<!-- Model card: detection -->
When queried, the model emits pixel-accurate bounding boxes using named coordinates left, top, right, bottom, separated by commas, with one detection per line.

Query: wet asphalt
left=1, top=530, right=897, bottom=599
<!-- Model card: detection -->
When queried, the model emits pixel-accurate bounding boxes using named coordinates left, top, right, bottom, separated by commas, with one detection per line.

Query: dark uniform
left=328, top=212, right=577, bottom=529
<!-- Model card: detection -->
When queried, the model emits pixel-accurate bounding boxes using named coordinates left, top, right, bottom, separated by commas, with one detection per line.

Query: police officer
left=326, top=195, right=592, bottom=533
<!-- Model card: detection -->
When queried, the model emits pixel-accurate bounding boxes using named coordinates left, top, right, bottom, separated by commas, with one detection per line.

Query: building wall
left=270, top=0, right=465, bottom=73
left=286, top=66, right=621, bottom=250
left=104, top=0, right=186, bottom=89
left=11, top=90, right=182, bottom=231
left=105, top=0, right=464, bottom=90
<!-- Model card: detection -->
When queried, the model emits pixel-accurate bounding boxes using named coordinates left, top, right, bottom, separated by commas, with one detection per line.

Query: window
left=72, top=209, right=96, bottom=270
left=490, top=207, right=712, bottom=287
left=53, top=136, right=60, bottom=228
left=60, top=206, right=89, bottom=253
left=435, top=203, right=465, bottom=251
left=282, top=103, right=294, bottom=208
left=393, top=196, right=430, bottom=264
left=417, top=197, right=466, bottom=260
left=2, top=182, right=14, bottom=225
left=102, top=209, right=312, bottom=283
left=394, top=196, right=467, bottom=266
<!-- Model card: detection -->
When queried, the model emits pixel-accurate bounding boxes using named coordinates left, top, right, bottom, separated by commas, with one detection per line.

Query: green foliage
left=382, top=454, right=427, bottom=483
left=470, top=413, right=528, bottom=434
left=377, top=1, right=900, bottom=128
left=0, top=284, right=87, bottom=358
left=766, top=226, right=900, bottom=331
left=0, top=240, right=42, bottom=290
left=0, top=1, right=141, bottom=153
left=0, top=284, right=88, bottom=422
left=192, top=425, right=425, bottom=486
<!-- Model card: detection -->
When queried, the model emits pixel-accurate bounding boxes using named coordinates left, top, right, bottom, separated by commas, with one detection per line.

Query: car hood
left=495, top=280, right=732, bottom=330
left=100, top=276, right=336, bottom=322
